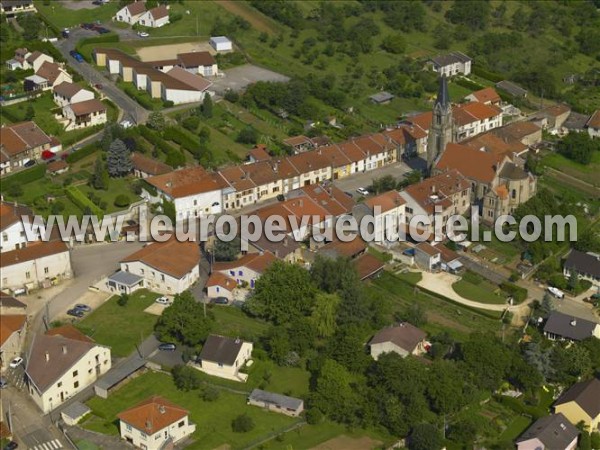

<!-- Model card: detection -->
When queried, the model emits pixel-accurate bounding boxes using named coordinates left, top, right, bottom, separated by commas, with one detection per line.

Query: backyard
left=452, top=272, right=507, bottom=305
left=82, top=371, right=299, bottom=450
left=76, top=289, right=160, bottom=357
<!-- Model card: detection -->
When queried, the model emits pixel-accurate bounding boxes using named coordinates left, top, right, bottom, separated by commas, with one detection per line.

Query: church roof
left=436, top=75, right=450, bottom=107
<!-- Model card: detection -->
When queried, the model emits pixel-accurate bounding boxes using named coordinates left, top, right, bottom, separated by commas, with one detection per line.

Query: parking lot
left=334, top=161, right=416, bottom=197
left=211, top=64, right=290, bottom=94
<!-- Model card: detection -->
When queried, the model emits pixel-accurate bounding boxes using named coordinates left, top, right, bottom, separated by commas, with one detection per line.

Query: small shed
left=209, top=36, right=233, bottom=52
left=496, top=80, right=528, bottom=98
left=106, top=270, right=144, bottom=295
left=61, top=401, right=91, bottom=426
left=247, top=389, right=304, bottom=417
left=369, top=91, right=394, bottom=104
left=94, top=355, right=147, bottom=398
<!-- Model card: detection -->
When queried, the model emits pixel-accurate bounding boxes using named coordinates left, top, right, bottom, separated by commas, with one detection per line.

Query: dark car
left=3, top=441, right=18, bottom=450
left=0, top=378, right=8, bottom=389
left=67, top=308, right=84, bottom=318
left=24, top=160, right=36, bottom=167
left=276, top=194, right=285, bottom=202
left=81, top=23, right=94, bottom=29
left=158, top=343, right=177, bottom=351
left=211, top=297, right=229, bottom=305
left=97, top=27, right=110, bottom=34
left=74, top=304, right=92, bottom=312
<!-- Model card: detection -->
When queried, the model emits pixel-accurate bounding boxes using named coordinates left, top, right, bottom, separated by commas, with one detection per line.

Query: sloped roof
left=293, top=183, right=355, bottom=217
left=166, top=66, right=212, bottom=91
left=0, top=291, right=26, bottom=309
left=146, top=166, right=228, bottom=198
left=435, top=143, right=504, bottom=184
left=121, top=240, right=200, bottom=279
left=53, top=81, right=87, bottom=99
left=0, top=201, right=32, bottom=231
left=46, top=325, right=94, bottom=343
left=468, top=87, right=501, bottom=104
left=516, top=413, right=579, bottom=448
left=554, top=378, right=600, bottom=418
left=131, top=152, right=171, bottom=176
left=369, top=322, right=426, bottom=353
left=544, top=311, right=599, bottom=342
left=247, top=145, right=271, bottom=162
left=403, top=168, right=470, bottom=214
left=213, top=251, right=278, bottom=275
left=353, top=253, right=385, bottom=280
left=564, top=249, right=600, bottom=280
left=199, top=334, right=248, bottom=365
left=125, top=1, right=147, bottom=16
left=248, top=389, right=303, bottom=411
left=69, top=99, right=106, bottom=116
left=587, top=110, right=600, bottom=129
left=206, top=271, right=237, bottom=290
left=0, top=241, right=69, bottom=268
left=0, top=314, right=26, bottom=346
left=364, top=190, right=405, bottom=214
left=177, top=51, right=216, bottom=68
left=118, top=396, right=189, bottom=435
left=147, top=4, right=168, bottom=20
left=36, top=61, right=67, bottom=85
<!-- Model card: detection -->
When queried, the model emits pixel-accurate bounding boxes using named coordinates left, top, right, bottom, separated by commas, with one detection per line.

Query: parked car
left=155, top=296, right=171, bottom=306
left=81, top=23, right=94, bottom=29
left=9, top=357, right=23, bottom=369
left=137, top=31, right=149, bottom=38
left=74, top=304, right=92, bottom=312
left=3, top=441, right=18, bottom=450
left=94, top=83, right=103, bottom=90
left=547, top=286, right=565, bottom=299
left=120, top=120, right=133, bottom=129
left=97, top=27, right=110, bottom=34
left=211, top=297, right=229, bottom=305
left=356, top=187, right=369, bottom=196
left=0, top=378, right=8, bottom=389
left=62, top=29, right=70, bottom=38
left=158, top=343, right=176, bottom=351
left=67, top=308, right=84, bottom=318
left=24, top=160, right=36, bottom=167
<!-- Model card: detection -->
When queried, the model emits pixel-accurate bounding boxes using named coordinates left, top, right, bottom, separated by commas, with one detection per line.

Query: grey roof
left=0, top=291, right=26, bottom=309
left=431, top=51, right=471, bottom=67
left=95, top=354, right=146, bottom=391
left=199, top=334, right=246, bottom=366
left=436, top=75, right=450, bottom=107
left=554, top=377, right=600, bottom=418
left=499, top=162, right=528, bottom=181
left=210, top=36, right=231, bottom=44
left=369, top=322, right=426, bottom=353
left=496, top=80, right=528, bottom=97
left=108, top=270, right=144, bottom=287
left=564, top=249, right=600, bottom=280
left=61, top=401, right=90, bottom=420
left=544, top=311, right=598, bottom=341
left=516, top=413, right=579, bottom=447
left=248, top=389, right=303, bottom=411
left=25, top=75, right=47, bottom=84
left=563, top=111, right=590, bottom=130
left=369, top=91, right=394, bottom=103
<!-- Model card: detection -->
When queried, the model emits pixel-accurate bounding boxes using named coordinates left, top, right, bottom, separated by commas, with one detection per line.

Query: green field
left=35, top=0, right=120, bottom=29
left=452, top=279, right=507, bottom=305
left=210, top=306, right=269, bottom=341
left=541, top=151, right=600, bottom=187
left=76, top=290, right=160, bottom=357
left=83, top=371, right=298, bottom=450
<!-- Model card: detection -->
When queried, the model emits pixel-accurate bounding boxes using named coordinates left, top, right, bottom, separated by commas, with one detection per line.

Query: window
left=2, top=233, right=7, bottom=242
left=126, top=424, right=132, bottom=432
left=511, top=189, right=516, bottom=199
left=44, top=267, right=49, bottom=274
left=72, top=370, right=78, bottom=377
left=140, top=433, right=147, bottom=440
left=74, top=381, right=79, bottom=388
left=238, top=270, right=243, bottom=276
left=57, top=382, right=62, bottom=388
left=26, top=271, right=31, bottom=279
left=161, top=274, right=165, bottom=282
left=178, top=420, right=185, bottom=428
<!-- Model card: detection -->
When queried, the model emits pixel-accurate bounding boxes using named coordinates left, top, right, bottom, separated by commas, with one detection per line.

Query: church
left=421, top=75, right=537, bottom=224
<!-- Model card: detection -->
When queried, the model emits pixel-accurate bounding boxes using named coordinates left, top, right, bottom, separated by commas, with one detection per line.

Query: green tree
left=312, top=359, right=358, bottom=424
left=409, top=423, right=443, bottom=450
left=117, top=293, right=129, bottom=306
left=446, top=0, right=490, bottom=29
left=557, top=132, right=600, bottom=165
left=24, top=104, right=35, bottom=120
left=231, top=414, right=255, bottom=433
left=155, top=291, right=214, bottom=346
left=381, top=33, right=406, bottom=54
left=460, top=333, right=513, bottom=390
left=90, top=157, right=109, bottom=190
left=212, top=236, right=241, bottom=261
left=172, top=364, right=201, bottom=391
left=236, top=126, right=258, bottom=144
left=538, top=293, right=556, bottom=318
left=147, top=111, right=166, bottom=131
left=200, top=94, right=213, bottom=119
left=19, top=14, right=41, bottom=41
left=244, top=261, right=317, bottom=324
left=107, top=139, right=132, bottom=177
left=427, top=360, right=470, bottom=415
left=310, top=292, right=340, bottom=338
left=114, top=194, right=130, bottom=208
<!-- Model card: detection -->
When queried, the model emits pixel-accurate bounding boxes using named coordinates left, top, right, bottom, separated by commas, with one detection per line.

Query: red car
left=95, top=83, right=103, bottom=90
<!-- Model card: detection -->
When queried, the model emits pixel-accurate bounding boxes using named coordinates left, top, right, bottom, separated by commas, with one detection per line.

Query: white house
left=120, top=240, right=200, bottom=295
left=62, top=99, right=107, bottom=131
left=53, top=82, right=94, bottom=107
left=430, top=51, right=472, bottom=77
left=563, top=249, right=600, bottom=288
left=137, top=5, right=169, bottom=28
left=369, top=323, right=427, bottom=360
left=162, top=66, right=212, bottom=104
left=118, top=396, right=196, bottom=450
left=587, top=110, right=600, bottom=139
left=177, top=51, right=218, bottom=77
left=354, top=190, right=406, bottom=244
left=113, top=0, right=147, bottom=24
left=205, top=272, right=237, bottom=301
left=35, top=61, right=72, bottom=90
left=27, top=51, right=54, bottom=73
left=6, top=47, right=30, bottom=70
left=0, top=0, right=36, bottom=17
left=212, top=252, right=278, bottom=289
left=0, top=201, right=46, bottom=253
left=209, top=36, right=233, bottom=52
left=195, top=335, right=253, bottom=382
left=26, top=327, right=111, bottom=413
left=144, top=166, right=226, bottom=221
left=414, top=242, right=443, bottom=271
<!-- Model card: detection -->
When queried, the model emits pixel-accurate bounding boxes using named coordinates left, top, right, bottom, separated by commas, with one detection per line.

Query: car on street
left=9, top=357, right=23, bottom=368
left=97, top=27, right=110, bottom=34
left=69, top=50, right=84, bottom=62
left=94, top=83, right=103, bottom=90
left=155, top=296, right=171, bottom=306
left=547, top=286, right=565, bottom=299
left=137, top=31, right=149, bottom=38
left=67, top=308, right=85, bottom=318
left=74, top=304, right=92, bottom=312
left=356, top=187, right=369, bottom=196
left=0, top=378, right=8, bottom=389
left=211, top=297, right=229, bottom=305
left=81, top=23, right=94, bottom=29
left=158, top=343, right=177, bottom=351
left=62, top=29, right=70, bottom=38
left=3, top=441, right=18, bottom=450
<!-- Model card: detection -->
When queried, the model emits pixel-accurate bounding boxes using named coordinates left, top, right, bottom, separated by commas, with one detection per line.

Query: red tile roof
left=296, top=183, right=355, bottom=216
left=121, top=239, right=200, bottom=278
left=36, top=61, right=67, bottom=85
left=46, top=325, right=94, bottom=343
left=403, top=168, right=470, bottom=214
left=364, top=190, right=406, bottom=213
left=53, top=81, right=87, bottom=99
left=0, top=241, right=69, bottom=268
left=353, top=253, right=385, bottom=280
left=247, top=145, right=271, bottom=162
left=47, top=160, right=68, bottom=173
left=213, top=251, right=278, bottom=274
left=283, top=135, right=313, bottom=147
left=166, top=67, right=212, bottom=91
left=131, top=152, right=171, bottom=176
left=69, top=99, right=106, bottom=116
left=468, top=87, right=501, bottom=104
left=125, top=1, right=146, bottom=16
left=146, top=166, right=228, bottom=198
left=118, top=396, right=189, bottom=435
left=206, top=272, right=237, bottom=290
left=0, top=314, right=26, bottom=346
left=587, top=110, right=600, bottom=129
left=177, top=51, right=216, bottom=68
left=435, top=143, right=504, bottom=184
left=453, top=102, right=502, bottom=126
left=147, top=4, right=168, bottom=20
left=0, top=201, right=32, bottom=231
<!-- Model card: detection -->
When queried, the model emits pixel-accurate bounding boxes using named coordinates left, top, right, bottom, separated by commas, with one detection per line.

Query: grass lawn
left=370, top=271, right=505, bottom=340
left=395, top=271, right=423, bottom=285
left=367, top=246, right=393, bottom=263
left=34, top=0, right=120, bottom=28
left=452, top=279, right=507, bottom=305
left=498, top=415, right=532, bottom=442
left=210, top=306, right=269, bottom=341
left=83, top=371, right=298, bottom=450
left=77, top=175, right=140, bottom=214
left=541, top=151, right=600, bottom=187
left=76, top=289, right=160, bottom=357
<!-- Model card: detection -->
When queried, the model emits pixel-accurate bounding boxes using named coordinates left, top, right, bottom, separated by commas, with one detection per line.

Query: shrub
left=65, top=186, right=103, bottom=217
left=231, top=414, right=255, bottom=433
left=305, top=408, right=323, bottom=425
left=182, top=116, right=200, bottom=132
left=2, top=164, right=46, bottom=189
left=172, top=365, right=201, bottom=391
left=472, top=65, right=505, bottom=83
left=163, top=126, right=199, bottom=153
left=454, top=77, right=485, bottom=91
left=114, top=194, right=130, bottom=208
left=117, top=293, right=129, bottom=306
left=500, top=282, right=528, bottom=303
left=200, top=386, right=220, bottom=402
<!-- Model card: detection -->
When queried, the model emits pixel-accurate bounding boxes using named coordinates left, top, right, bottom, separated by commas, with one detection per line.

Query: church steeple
left=427, top=75, right=454, bottom=174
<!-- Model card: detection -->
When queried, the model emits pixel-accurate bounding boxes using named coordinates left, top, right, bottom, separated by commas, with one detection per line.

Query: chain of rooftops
left=20, top=205, right=577, bottom=250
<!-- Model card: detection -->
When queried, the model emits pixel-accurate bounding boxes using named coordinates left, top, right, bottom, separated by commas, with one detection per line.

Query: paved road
left=53, top=29, right=149, bottom=124
left=333, top=161, right=414, bottom=196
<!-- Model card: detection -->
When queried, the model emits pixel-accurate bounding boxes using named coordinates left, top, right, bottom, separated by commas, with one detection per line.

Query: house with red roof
left=587, top=110, right=600, bottom=139
left=465, top=87, right=502, bottom=106
left=206, top=272, right=237, bottom=300
left=118, top=396, right=195, bottom=449
left=212, top=251, right=278, bottom=289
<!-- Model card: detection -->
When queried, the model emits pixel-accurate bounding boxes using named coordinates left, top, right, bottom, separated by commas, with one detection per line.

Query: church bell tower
left=427, top=75, right=454, bottom=174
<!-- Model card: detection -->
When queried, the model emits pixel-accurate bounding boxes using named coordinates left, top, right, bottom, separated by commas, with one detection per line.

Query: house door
left=60, top=392, right=64, bottom=402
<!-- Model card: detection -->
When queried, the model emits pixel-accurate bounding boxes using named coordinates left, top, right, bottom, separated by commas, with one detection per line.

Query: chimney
left=62, top=345, right=67, bottom=355
left=283, top=237, right=288, bottom=247
left=159, top=405, right=166, bottom=414
left=45, top=351, right=50, bottom=362
left=570, top=319, right=577, bottom=327
left=145, top=420, right=152, bottom=431
left=430, top=185, right=436, bottom=193
left=274, top=249, right=279, bottom=258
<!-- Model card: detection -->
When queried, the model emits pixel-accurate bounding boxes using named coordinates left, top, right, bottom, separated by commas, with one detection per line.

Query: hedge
left=472, top=65, right=505, bottom=83
left=500, top=282, right=528, bottom=303
left=494, top=395, right=546, bottom=420
left=163, top=126, right=198, bottom=153
left=121, top=83, right=159, bottom=110
left=66, top=143, right=99, bottom=163
left=454, top=77, right=485, bottom=92
left=2, top=164, right=47, bottom=189
left=76, top=34, right=120, bottom=62
left=65, top=186, right=103, bottom=218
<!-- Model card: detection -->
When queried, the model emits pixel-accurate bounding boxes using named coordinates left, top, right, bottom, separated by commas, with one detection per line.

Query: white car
left=155, top=296, right=171, bottom=305
left=547, top=286, right=564, bottom=299
left=9, top=357, right=23, bottom=368
left=356, top=187, right=369, bottom=196
left=120, top=120, right=132, bottom=129
left=137, top=31, right=149, bottom=38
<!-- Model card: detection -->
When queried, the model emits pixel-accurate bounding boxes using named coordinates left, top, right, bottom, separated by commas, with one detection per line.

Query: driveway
left=53, top=29, right=149, bottom=124
left=210, top=64, right=289, bottom=94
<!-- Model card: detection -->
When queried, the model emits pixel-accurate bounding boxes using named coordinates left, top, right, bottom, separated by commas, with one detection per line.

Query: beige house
left=0, top=122, right=55, bottom=174
left=62, top=99, right=107, bottom=131
left=113, top=1, right=146, bottom=24
left=0, top=314, right=27, bottom=370
left=369, top=323, right=427, bottom=360
left=53, top=82, right=94, bottom=108
left=553, top=378, right=600, bottom=432
left=205, top=272, right=237, bottom=301
left=213, top=251, right=278, bottom=289
left=355, top=190, right=406, bottom=244
left=0, top=292, right=26, bottom=315
left=118, top=396, right=196, bottom=449
left=195, top=335, right=253, bottom=382
left=120, top=240, right=200, bottom=295
left=137, top=5, right=170, bottom=28
left=26, top=326, right=111, bottom=413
